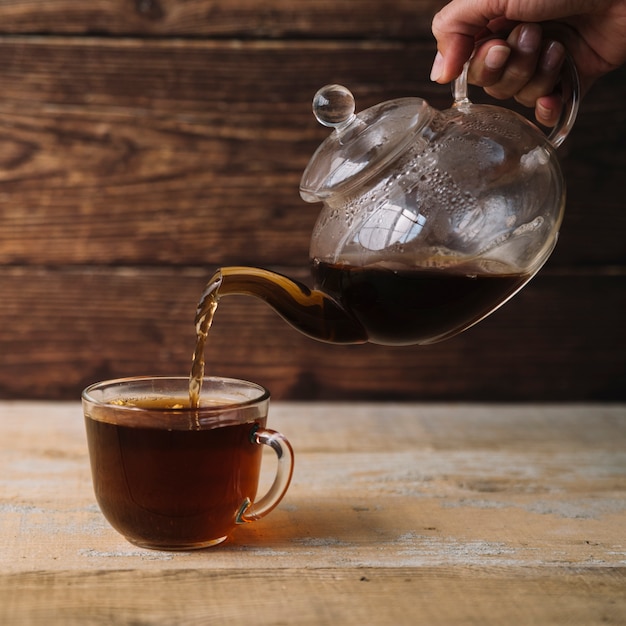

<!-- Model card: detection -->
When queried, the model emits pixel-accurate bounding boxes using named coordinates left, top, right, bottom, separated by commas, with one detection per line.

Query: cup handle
left=235, top=426, right=295, bottom=524
left=452, top=37, right=580, bottom=149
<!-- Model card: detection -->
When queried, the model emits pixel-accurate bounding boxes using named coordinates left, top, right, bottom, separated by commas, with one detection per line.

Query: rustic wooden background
left=0, top=0, right=624, bottom=402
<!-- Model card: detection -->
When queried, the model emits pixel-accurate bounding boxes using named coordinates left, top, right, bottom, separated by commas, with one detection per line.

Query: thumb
left=429, top=34, right=476, bottom=82
left=431, top=0, right=502, bottom=82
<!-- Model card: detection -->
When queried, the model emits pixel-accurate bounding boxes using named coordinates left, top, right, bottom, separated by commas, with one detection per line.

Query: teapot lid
left=300, top=84, right=433, bottom=202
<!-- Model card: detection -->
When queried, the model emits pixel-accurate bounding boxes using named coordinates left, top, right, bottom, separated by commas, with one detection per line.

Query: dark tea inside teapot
left=310, top=260, right=530, bottom=345
left=195, top=62, right=579, bottom=347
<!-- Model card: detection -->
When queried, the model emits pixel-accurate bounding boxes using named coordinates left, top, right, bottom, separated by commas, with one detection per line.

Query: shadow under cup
left=82, top=376, right=294, bottom=550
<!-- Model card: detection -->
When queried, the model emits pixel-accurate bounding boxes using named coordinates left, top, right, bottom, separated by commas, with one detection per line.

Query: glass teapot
left=198, top=62, right=579, bottom=346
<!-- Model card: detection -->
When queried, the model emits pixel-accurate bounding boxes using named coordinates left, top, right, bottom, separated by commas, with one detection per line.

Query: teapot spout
left=197, top=266, right=367, bottom=344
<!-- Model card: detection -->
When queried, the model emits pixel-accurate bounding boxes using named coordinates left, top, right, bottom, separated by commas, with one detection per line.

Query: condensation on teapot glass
left=301, top=78, right=571, bottom=277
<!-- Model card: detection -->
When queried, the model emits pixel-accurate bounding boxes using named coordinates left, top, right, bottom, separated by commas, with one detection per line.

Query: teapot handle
left=452, top=41, right=580, bottom=149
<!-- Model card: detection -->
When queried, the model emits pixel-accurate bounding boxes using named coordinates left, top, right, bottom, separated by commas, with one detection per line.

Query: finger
left=514, top=40, right=566, bottom=109
left=430, top=34, right=475, bottom=83
left=429, top=0, right=573, bottom=83
left=535, top=93, right=563, bottom=127
left=468, top=39, right=512, bottom=86
left=430, top=0, right=497, bottom=82
left=484, top=23, right=543, bottom=101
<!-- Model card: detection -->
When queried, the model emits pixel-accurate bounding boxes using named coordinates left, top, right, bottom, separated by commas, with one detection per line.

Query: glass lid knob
left=312, top=84, right=356, bottom=128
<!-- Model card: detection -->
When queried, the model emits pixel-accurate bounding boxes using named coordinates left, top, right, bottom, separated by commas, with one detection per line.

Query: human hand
left=430, top=0, right=626, bottom=126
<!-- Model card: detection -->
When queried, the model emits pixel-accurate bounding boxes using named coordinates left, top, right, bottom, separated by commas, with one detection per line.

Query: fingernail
left=518, top=24, right=542, bottom=53
left=430, top=51, right=444, bottom=82
left=541, top=40, right=565, bottom=72
left=484, top=45, right=511, bottom=71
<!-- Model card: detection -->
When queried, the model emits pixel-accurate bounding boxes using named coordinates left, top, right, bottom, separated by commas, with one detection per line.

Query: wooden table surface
left=1, top=401, right=624, bottom=625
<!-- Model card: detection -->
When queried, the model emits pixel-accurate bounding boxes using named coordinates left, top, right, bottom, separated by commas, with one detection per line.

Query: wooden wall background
left=0, top=0, right=624, bottom=402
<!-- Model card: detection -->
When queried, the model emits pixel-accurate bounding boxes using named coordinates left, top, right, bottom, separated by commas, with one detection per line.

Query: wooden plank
left=3, top=402, right=625, bottom=571
left=0, top=267, right=623, bottom=400
left=0, top=38, right=431, bottom=266
left=0, top=38, right=623, bottom=267
left=1, top=568, right=625, bottom=626
left=1, top=401, right=625, bottom=625
left=0, top=0, right=442, bottom=38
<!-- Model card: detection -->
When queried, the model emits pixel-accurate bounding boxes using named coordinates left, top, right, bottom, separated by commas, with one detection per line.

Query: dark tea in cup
left=82, top=376, right=293, bottom=550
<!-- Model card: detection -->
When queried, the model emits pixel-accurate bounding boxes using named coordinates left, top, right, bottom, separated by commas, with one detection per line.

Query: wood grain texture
left=0, top=38, right=434, bottom=266
left=1, top=401, right=625, bottom=625
left=0, top=2, right=624, bottom=400
left=0, top=266, right=623, bottom=400
left=0, top=38, right=623, bottom=267
left=2, top=568, right=625, bottom=626
left=0, top=0, right=441, bottom=37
